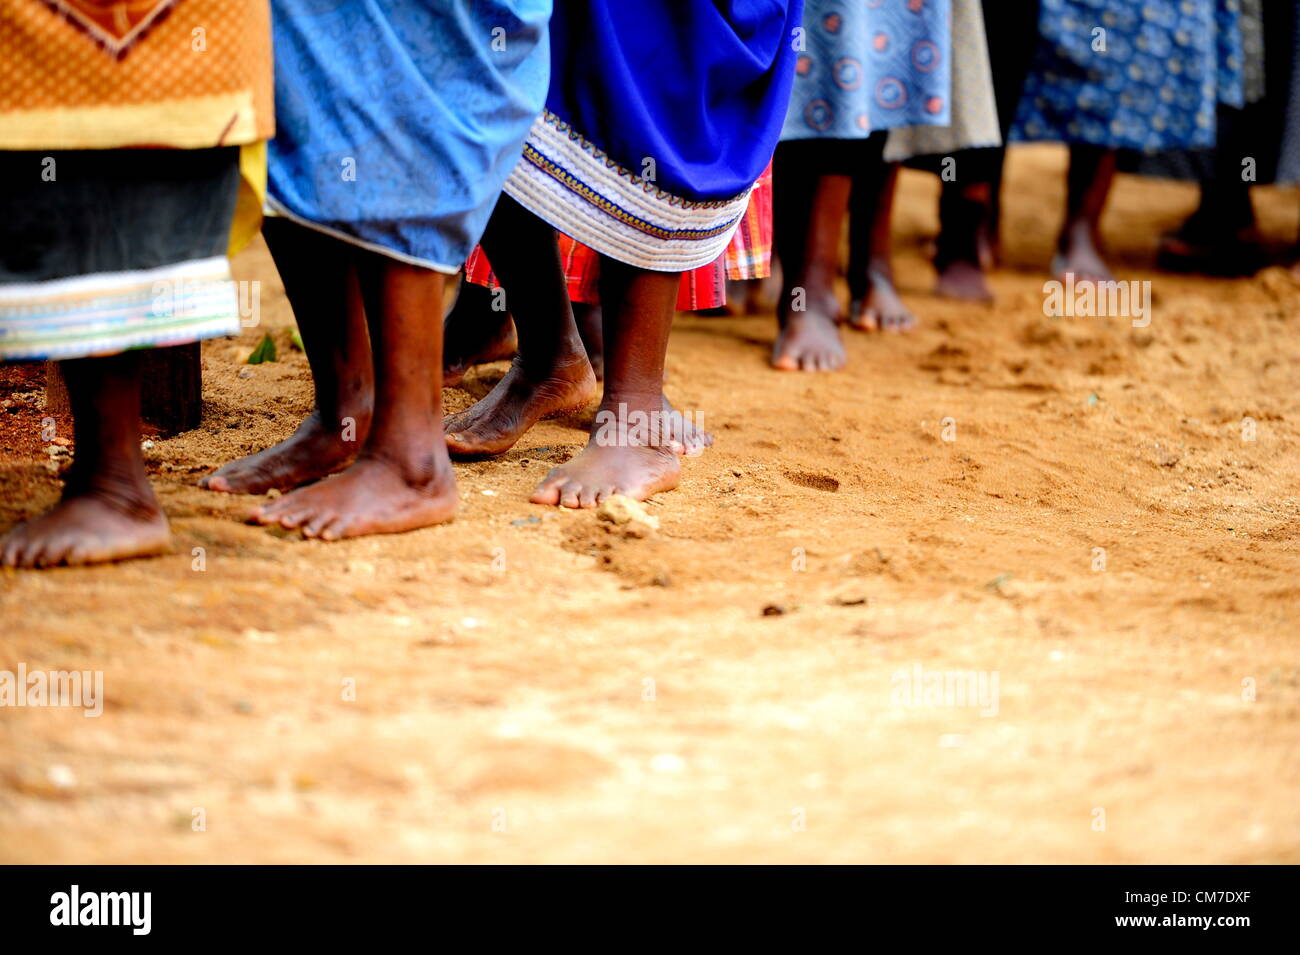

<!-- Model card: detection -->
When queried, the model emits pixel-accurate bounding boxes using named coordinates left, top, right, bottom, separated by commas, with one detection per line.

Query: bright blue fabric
left=543, top=1, right=803, bottom=202
left=781, top=0, right=953, bottom=141
left=1011, top=0, right=1244, bottom=151
left=267, top=0, right=551, bottom=269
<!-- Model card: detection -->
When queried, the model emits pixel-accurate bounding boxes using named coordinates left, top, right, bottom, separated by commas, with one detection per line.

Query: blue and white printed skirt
left=781, top=0, right=954, bottom=141
left=1011, top=0, right=1244, bottom=151
left=267, top=0, right=552, bottom=272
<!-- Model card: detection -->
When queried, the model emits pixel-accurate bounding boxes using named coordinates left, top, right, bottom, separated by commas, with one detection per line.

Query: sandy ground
left=1, top=145, right=1298, bottom=864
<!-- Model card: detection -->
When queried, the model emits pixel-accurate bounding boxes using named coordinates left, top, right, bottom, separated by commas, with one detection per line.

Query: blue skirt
left=266, top=0, right=552, bottom=272
left=781, top=0, right=954, bottom=141
left=1011, top=0, right=1244, bottom=151
left=503, top=1, right=802, bottom=272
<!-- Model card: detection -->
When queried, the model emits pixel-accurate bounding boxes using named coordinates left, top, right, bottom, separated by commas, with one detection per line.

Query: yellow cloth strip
left=0, top=91, right=263, bottom=151
left=229, top=141, right=268, bottom=257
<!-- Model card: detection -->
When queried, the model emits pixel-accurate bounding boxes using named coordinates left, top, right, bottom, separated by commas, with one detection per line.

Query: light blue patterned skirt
left=267, top=0, right=552, bottom=272
left=781, top=0, right=954, bottom=141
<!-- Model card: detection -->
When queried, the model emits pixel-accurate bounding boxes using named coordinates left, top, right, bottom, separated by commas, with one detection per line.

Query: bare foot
left=746, top=272, right=781, bottom=314
left=848, top=271, right=916, bottom=332
left=445, top=356, right=597, bottom=457
left=249, top=452, right=456, bottom=540
left=935, top=259, right=994, bottom=303
left=1054, top=223, right=1113, bottom=284
left=202, top=408, right=369, bottom=495
left=1, top=491, right=169, bottom=568
left=530, top=441, right=680, bottom=508
left=661, top=395, right=713, bottom=457
left=1156, top=227, right=1266, bottom=277
left=772, top=290, right=845, bottom=372
left=443, top=314, right=518, bottom=388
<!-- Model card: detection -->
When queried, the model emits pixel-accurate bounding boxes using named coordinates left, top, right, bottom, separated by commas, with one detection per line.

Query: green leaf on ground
left=247, top=331, right=277, bottom=364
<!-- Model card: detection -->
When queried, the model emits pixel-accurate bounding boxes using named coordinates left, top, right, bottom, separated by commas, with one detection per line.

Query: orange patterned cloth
left=464, top=162, right=773, bottom=311
left=0, top=0, right=273, bottom=149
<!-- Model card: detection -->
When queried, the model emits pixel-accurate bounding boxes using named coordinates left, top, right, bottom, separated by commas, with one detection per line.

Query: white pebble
left=650, top=753, right=686, bottom=773
left=47, top=764, right=77, bottom=789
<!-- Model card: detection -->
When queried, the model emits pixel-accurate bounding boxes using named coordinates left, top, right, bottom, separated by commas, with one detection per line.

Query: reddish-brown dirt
left=1, top=145, right=1297, bottom=863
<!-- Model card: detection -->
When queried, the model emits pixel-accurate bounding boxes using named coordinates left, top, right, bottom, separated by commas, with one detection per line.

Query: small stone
left=47, top=764, right=77, bottom=790
left=141, top=439, right=155, bottom=451
left=650, top=753, right=686, bottom=773
left=762, top=603, right=787, bottom=617
left=238, top=367, right=255, bottom=379
left=265, top=488, right=281, bottom=499
left=596, top=494, right=659, bottom=537
left=12, top=764, right=76, bottom=797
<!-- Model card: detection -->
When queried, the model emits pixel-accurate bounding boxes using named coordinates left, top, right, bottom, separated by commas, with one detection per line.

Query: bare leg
left=848, top=162, right=915, bottom=332
left=936, top=0, right=1041, bottom=300
left=251, top=249, right=457, bottom=539
left=2, top=352, right=169, bottom=567
left=772, top=140, right=848, bottom=372
left=935, top=177, right=997, bottom=303
left=573, top=301, right=605, bottom=381
left=574, top=297, right=708, bottom=453
left=444, top=195, right=597, bottom=457
left=1054, top=144, right=1117, bottom=283
left=531, top=259, right=681, bottom=507
left=442, top=276, right=518, bottom=387
left=203, top=218, right=374, bottom=493
left=1158, top=179, right=1264, bottom=276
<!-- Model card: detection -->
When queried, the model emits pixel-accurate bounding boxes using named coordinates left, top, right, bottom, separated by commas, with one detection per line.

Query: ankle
left=1060, top=219, right=1097, bottom=250
left=513, top=342, right=592, bottom=383
left=597, top=391, right=663, bottom=418
left=362, top=441, right=451, bottom=488
left=69, top=467, right=160, bottom=519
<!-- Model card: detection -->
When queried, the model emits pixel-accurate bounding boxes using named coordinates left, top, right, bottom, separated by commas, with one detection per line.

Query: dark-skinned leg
left=1, top=351, right=170, bottom=567
left=442, top=275, right=518, bottom=387
left=935, top=172, right=998, bottom=303
left=576, top=292, right=710, bottom=454
left=1054, top=144, right=1117, bottom=282
left=1158, top=176, right=1263, bottom=276
left=848, top=161, right=915, bottom=331
left=572, top=301, right=604, bottom=381
left=936, top=0, right=1040, bottom=301
left=203, top=218, right=374, bottom=493
left=772, top=140, right=848, bottom=372
left=251, top=249, right=457, bottom=538
left=444, top=194, right=597, bottom=457
left=531, top=258, right=681, bottom=507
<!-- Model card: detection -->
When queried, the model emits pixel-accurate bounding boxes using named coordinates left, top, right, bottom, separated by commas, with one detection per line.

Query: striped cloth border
left=503, top=110, right=752, bottom=273
left=0, top=255, right=241, bottom=360
left=465, top=161, right=772, bottom=312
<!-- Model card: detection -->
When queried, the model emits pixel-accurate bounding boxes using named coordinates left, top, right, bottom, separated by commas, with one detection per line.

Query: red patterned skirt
left=464, top=162, right=772, bottom=311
